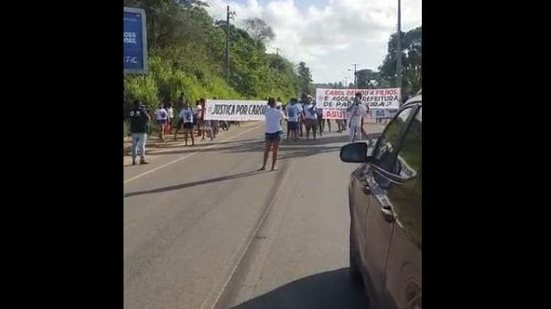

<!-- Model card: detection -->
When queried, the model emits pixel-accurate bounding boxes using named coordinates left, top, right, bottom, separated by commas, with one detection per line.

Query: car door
left=384, top=106, right=422, bottom=309
left=349, top=163, right=370, bottom=255
left=360, top=105, right=418, bottom=307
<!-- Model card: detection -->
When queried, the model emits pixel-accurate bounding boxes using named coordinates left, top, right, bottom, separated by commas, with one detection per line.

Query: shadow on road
left=279, top=133, right=350, bottom=145
left=231, top=268, right=369, bottom=309
left=124, top=170, right=265, bottom=198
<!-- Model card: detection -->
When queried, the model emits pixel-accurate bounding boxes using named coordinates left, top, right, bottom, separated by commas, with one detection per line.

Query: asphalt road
left=124, top=121, right=384, bottom=309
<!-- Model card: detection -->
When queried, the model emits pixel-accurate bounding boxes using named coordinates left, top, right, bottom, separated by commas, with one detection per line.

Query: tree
left=378, top=26, right=422, bottom=93
left=243, top=18, right=275, bottom=47
left=175, top=0, right=208, bottom=7
left=356, top=69, right=381, bottom=89
left=123, top=0, right=304, bottom=108
left=297, top=62, right=313, bottom=95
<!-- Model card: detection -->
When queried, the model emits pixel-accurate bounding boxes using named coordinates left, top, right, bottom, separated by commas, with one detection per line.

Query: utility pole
left=226, top=5, right=230, bottom=82
left=396, top=0, right=402, bottom=99
left=351, top=64, right=359, bottom=88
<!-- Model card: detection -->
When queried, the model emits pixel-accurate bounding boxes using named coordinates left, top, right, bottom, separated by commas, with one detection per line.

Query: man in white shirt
left=260, top=97, right=287, bottom=171
left=346, top=92, right=369, bottom=142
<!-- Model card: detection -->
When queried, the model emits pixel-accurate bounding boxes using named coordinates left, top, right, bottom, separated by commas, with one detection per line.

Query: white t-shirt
left=155, top=108, right=168, bottom=120
left=179, top=108, right=194, bottom=123
left=303, top=104, right=318, bottom=120
left=265, top=106, right=286, bottom=133
left=287, top=104, right=301, bottom=122
left=348, top=104, right=368, bottom=127
left=167, top=107, right=174, bottom=119
left=196, top=105, right=204, bottom=119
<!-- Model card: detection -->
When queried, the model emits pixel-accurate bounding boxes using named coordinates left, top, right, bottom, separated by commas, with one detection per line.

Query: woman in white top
left=166, top=101, right=174, bottom=134
left=260, top=97, right=287, bottom=171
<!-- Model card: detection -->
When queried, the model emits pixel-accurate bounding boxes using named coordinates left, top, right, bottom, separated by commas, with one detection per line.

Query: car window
left=392, top=108, right=421, bottom=177
left=371, top=106, right=416, bottom=172
left=388, top=107, right=422, bottom=247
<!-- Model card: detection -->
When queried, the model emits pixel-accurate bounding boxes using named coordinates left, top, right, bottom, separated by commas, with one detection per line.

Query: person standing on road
left=316, top=105, right=325, bottom=136
left=154, top=103, right=169, bottom=141
left=346, top=92, right=369, bottom=142
left=198, top=98, right=213, bottom=141
left=260, top=97, right=287, bottom=171
left=175, top=101, right=195, bottom=146
left=129, top=100, right=151, bottom=165
left=166, top=101, right=174, bottom=134
left=286, top=98, right=301, bottom=141
left=303, top=96, right=318, bottom=141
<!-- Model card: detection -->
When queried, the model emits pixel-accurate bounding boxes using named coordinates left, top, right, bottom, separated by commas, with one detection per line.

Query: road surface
left=124, top=122, right=384, bottom=309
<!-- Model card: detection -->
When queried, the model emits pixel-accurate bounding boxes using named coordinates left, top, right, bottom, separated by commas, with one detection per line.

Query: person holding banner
left=260, top=98, right=287, bottom=171
left=298, top=94, right=308, bottom=137
left=347, top=92, right=369, bottom=142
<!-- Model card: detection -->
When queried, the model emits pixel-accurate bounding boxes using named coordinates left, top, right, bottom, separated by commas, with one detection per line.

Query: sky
left=204, top=0, right=422, bottom=84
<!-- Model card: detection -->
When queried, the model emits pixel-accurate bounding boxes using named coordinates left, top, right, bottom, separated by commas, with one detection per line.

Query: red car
left=340, top=95, right=422, bottom=309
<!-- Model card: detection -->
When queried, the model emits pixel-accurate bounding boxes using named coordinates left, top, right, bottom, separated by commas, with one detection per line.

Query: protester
left=346, top=92, right=369, bottom=142
left=154, top=103, right=169, bottom=141
left=175, top=101, right=195, bottom=146
left=316, top=105, right=324, bottom=136
left=129, top=100, right=151, bottom=165
left=302, top=95, right=318, bottom=140
left=166, top=101, right=174, bottom=134
left=260, top=97, right=287, bottom=171
left=286, top=98, right=301, bottom=141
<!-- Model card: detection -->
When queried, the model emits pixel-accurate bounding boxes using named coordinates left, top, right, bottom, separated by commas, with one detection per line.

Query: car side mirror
left=340, top=142, right=372, bottom=163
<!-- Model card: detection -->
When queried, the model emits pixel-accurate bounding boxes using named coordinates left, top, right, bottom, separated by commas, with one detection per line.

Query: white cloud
left=205, top=0, right=421, bottom=83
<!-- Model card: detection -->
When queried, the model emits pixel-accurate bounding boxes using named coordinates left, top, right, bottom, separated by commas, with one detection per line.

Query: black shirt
left=129, top=107, right=149, bottom=133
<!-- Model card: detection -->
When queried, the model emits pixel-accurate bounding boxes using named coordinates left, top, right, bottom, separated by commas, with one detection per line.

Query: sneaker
left=140, top=160, right=149, bottom=165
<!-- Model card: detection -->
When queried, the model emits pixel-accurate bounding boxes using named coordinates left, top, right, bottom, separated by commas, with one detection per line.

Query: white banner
left=204, top=100, right=267, bottom=121
left=315, top=88, right=401, bottom=119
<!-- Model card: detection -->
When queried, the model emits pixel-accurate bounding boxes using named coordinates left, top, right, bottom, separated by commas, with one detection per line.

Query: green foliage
left=123, top=0, right=310, bottom=112
left=378, top=26, right=422, bottom=94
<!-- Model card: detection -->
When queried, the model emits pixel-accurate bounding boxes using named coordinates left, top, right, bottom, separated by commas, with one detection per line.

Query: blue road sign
left=124, top=7, right=148, bottom=74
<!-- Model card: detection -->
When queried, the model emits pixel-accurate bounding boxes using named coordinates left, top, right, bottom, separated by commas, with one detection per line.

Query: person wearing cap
left=346, top=92, right=369, bottom=142
left=128, top=100, right=151, bottom=165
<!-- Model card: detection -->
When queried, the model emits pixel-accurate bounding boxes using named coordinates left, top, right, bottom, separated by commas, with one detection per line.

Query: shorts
left=288, top=121, right=298, bottom=130
left=305, top=118, right=317, bottom=128
left=183, top=122, right=194, bottom=129
left=157, top=119, right=167, bottom=125
left=265, top=131, right=282, bottom=142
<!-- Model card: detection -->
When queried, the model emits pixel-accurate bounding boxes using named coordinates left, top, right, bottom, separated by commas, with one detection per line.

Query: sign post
left=124, top=7, right=148, bottom=74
